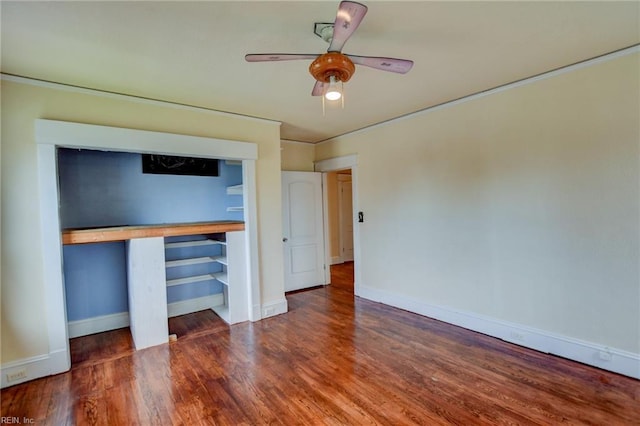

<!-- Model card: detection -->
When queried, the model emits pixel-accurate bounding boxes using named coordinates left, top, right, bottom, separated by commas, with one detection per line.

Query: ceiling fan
left=245, top=1, right=413, bottom=102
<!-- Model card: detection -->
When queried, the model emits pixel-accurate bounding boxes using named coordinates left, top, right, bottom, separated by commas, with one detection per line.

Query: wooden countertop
left=62, top=221, right=245, bottom=245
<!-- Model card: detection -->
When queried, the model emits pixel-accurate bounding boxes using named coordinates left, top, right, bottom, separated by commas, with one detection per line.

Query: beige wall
left=280, top=140, right=315, bottom=171
left=316, top=54, right=639, bottom=353
left=1, top=80, right=285, bottom=363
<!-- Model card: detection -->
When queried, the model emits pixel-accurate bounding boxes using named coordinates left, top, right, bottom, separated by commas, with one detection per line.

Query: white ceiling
left=2, top=1, right=638, bottom=143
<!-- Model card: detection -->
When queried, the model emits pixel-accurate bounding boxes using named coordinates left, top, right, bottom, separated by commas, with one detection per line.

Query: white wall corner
left=261, top=298, right=288, bottom=319
left=358, top=286, right=640, bottom=380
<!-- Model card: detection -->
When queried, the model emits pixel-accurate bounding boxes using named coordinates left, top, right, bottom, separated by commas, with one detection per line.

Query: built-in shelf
left=165, top=256, right=217, bottom=268
left=226, top=184, right=243, bottom=195
left=212, top=255, right=228, bottom=265
left=164, top=239, right=224, bottom=249
left=162, top=230, right=245, bottom=325
left=214, top=272, right=229, bottom=286
left=166, top=273, right=218, bottom=287
left=166, top=271, right=228, bottom=287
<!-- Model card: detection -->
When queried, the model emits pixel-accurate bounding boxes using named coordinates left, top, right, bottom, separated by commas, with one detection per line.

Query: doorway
left=315, top=155, right=360, bottom=295
left=326, top=170, right=354, bottom=265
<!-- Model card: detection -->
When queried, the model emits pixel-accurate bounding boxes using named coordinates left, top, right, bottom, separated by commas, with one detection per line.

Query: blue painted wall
left=59, top=149, right=243, bottom=227
left=59, top=149, right=242, bottom=321
left=63, top=242, right=129, bottom=321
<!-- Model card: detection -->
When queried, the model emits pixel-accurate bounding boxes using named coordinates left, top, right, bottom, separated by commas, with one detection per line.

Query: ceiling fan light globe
left=324, top=75, right=343, bottom=101
left=325, top=90, right=342, bottom=101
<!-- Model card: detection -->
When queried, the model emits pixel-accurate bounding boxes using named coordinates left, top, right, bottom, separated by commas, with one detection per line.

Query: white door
left=339, top=178, right=354, bottom=262
left=282, top=171, right=326, bottom=291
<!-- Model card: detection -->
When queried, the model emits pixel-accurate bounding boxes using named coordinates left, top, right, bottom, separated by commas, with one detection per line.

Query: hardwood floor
left=2, top=262, right=639, bottom=425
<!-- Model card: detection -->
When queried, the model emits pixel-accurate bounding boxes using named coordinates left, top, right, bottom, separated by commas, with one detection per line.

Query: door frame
left=337, top=174, right=354, bottom=263
left=315, top=155, right=361, bottom=295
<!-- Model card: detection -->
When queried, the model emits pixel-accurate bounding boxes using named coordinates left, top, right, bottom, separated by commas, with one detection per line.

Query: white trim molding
left=37, top=143, right=71, bottom=380
left=315, top=155, right=358, bottom=173
left=1, top=73, right=281, bottom=128
left=68, top=312, right=130, bottom=339
left=280, top=139, right=314, bottom=146
left=359, top=286, right=640, bottom=379
left=261, top=298, right=288, bottom=319
left=1, top=354, right=57, bottom=389
left=35, top=119, right=258, bottom=160
left=1, top=348, right=68, bottom=389
left=243, top=160, right=262, bottom=322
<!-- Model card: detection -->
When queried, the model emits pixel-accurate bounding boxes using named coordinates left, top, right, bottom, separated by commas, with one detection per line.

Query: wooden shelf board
left=62, top=221, right=244, bottom=245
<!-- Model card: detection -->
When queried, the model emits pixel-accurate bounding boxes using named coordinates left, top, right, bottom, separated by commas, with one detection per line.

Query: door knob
left=283, top=237, right=288, bottom=242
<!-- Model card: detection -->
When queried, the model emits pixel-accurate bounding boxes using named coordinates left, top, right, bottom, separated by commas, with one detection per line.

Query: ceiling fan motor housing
left=309, top=52, right=355, bottom=83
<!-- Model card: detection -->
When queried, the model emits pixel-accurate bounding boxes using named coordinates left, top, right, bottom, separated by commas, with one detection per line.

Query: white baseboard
left=1, top=349, right=69, bottom=389
left=68, top=312, right=130, bottom=339
left=1, top=354, right=49, bottom=388
left=262, top=298, right=288, bottom=319
left=331, top=256, right=343, bottom=265
left=359, top=286, right=640, bottom=379
left=67, top=294, right=225, bottom=339
left=168, top=294, right=224, bottom=318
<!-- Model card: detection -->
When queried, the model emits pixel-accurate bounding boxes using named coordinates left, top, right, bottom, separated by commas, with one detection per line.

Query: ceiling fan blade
left=327, top=1, right=368, bottom=53
left=245, top=54, right=319, bottom=62
left=312, top=81, right=327, bottom=96
left=347, top=55, right=414, bottom=74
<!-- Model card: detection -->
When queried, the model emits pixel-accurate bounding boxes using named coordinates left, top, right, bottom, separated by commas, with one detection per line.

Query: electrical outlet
left=6, top=368, right=27, bottom=383
left=510, top=331, right=525, bottom=342
left=598, top=350, right=613, bottom=362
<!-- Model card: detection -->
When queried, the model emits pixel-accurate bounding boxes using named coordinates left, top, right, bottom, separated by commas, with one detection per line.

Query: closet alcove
left=36, top=119, right=260, bottom=375
left=58, top=149, right=248, bottom=349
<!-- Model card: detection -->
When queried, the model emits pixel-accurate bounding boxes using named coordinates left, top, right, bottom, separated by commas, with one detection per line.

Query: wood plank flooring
left=2, top=262, right=639, bottom=425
